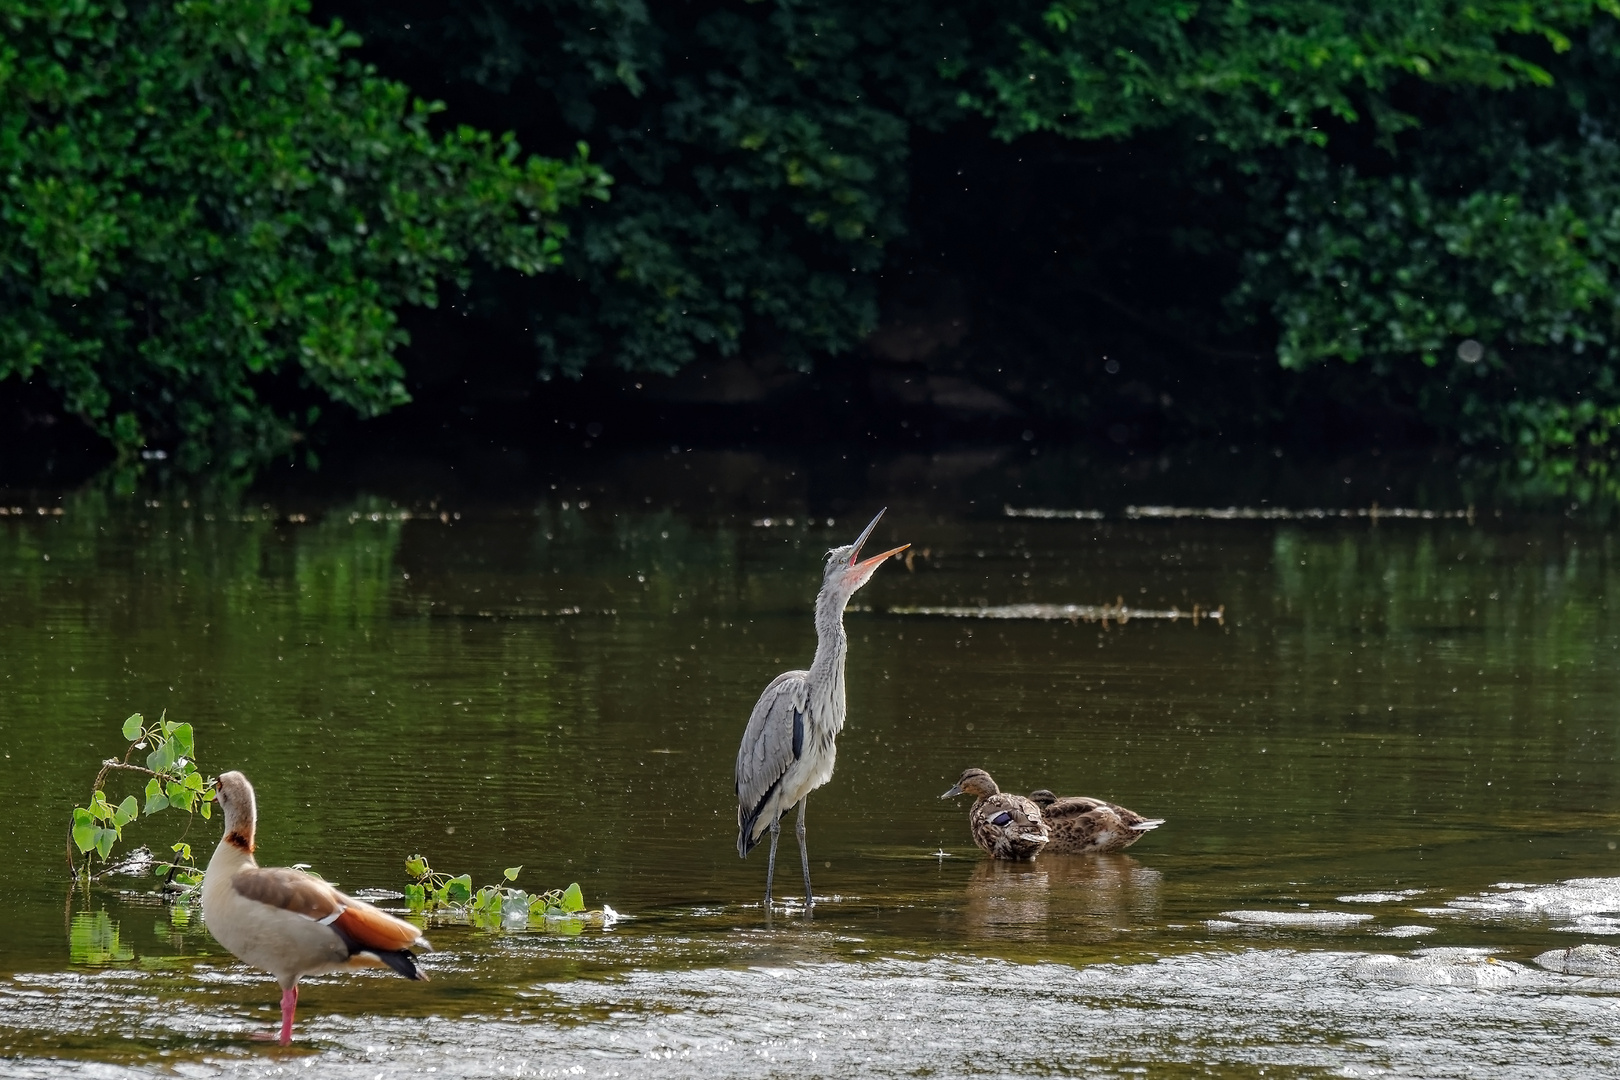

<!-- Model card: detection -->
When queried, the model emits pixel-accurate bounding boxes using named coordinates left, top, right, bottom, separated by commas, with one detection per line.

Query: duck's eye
left=990, top=811, right=1013, bottom=827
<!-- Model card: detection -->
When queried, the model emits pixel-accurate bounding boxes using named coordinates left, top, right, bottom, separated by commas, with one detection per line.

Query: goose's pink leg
left=278, top=985, right=298, bottom=1045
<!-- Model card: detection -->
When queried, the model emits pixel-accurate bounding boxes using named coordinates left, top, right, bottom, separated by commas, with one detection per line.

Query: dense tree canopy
left=321, top=0, right=1620, bottom=464
left=0, top=0, right=606, bottom=468
left=9, top=0, right=1620, bottom=475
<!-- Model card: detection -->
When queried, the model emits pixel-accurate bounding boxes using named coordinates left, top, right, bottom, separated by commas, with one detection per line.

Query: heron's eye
left=990, top=811, right=1013, bottom=827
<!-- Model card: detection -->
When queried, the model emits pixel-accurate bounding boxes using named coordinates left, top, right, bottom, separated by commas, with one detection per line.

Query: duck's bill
left=940, top=784, right=964, bottom=799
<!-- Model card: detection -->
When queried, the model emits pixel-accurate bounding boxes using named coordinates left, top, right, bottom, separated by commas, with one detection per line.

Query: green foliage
left=1234, top=18, right=1620, bottom=476
left=16, top=0, right=1620, bottom=476
left=326, top=0, right=1620, bottom=468
left=332, top=0, right=965, bottom=375
left=69, top=712, right=215, bottom=883
left=0, top=0, right=607, bottom=468
left=973, top=0, right=1601, bottom=147
left=404, top=853, right=600, bottom=931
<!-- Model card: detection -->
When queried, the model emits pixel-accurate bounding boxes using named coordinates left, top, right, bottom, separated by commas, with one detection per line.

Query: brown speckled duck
left=1027, top=788, right=1164, bottom=854
left=941, top=768, right=1050, bottom=860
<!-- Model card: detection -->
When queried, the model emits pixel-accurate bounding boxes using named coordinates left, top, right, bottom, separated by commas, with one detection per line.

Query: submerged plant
left=404, top=854, right=611, bottom=931
left=69, top=712, right=215, bottom=888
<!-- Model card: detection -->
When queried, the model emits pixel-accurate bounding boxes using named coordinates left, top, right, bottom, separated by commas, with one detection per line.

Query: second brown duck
left=941, top=768, right=1050, bottom=860
left=1027, top=788, right=1164, bottom=854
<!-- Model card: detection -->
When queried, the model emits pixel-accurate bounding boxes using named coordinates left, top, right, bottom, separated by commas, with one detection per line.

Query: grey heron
left=734, top=508, right=908, bottom=909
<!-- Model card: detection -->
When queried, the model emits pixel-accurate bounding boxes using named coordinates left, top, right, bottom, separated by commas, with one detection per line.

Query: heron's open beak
left=940, top=784, right=964, bottom=799
left=855, top=543, right=909, bottom=571
left=846, top=508, right=909, bottom=573
left=847, top=508, right=886, bottom=564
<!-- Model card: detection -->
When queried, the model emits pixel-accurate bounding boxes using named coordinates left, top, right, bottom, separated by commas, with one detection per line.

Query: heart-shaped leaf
left=446, top=875, right=473, bottom=905
left=143, top=777, right=169, bottom=816
left=113, top=795, right=138, bottom=828
left=71, top=809, right=97, bottom=853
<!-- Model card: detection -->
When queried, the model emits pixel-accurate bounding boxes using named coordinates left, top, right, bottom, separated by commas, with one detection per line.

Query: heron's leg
left=796, top=797, right=813, bottom=910
left=764, top=820, right=780, bottom=907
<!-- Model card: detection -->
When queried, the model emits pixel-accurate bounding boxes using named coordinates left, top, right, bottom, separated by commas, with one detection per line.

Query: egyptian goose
left=201, top=771, right=430, bottom=1044
left=1027, top=788, right=1165, bottom=853
left=940, top=768, right=1050, bottom=860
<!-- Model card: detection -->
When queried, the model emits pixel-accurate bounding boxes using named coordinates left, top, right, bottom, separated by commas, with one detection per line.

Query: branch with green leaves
left=404, top=855, right=612, bottom=931
left=69, top=712, right=215, bottom=887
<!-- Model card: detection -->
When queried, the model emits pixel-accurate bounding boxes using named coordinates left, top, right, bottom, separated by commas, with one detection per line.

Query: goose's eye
left=990, top=811, right=1013, bottom=827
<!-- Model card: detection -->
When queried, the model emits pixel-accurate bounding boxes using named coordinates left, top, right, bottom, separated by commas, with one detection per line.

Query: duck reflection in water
left=959, top=856, right=1164, bottom=942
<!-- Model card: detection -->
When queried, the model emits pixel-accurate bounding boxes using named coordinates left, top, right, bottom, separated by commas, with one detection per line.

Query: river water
left=3, top=446, right=1620, bottom=1077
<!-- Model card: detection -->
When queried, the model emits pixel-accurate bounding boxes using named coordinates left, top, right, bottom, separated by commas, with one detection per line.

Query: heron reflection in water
left=734, top=509, right=909, bottom=910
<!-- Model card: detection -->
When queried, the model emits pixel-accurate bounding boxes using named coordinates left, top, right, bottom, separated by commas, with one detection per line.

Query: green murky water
left=4, top=448, right=1620, bottom=1077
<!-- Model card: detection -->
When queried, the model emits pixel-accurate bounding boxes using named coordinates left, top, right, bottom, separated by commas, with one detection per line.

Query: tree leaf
left=404, top=883, right=426, bottom=908
left=171, top=723, right=194, bottom=761
left=446, top=875, right=473, bottom=905
left=71, top=809, right=98, bottom=853
left=560, top=882, right=585, bottom=913
left=405, top=855, right=428, bottom=879
left=503, top=866, right=521, bottom=882
left=113, top=795, right=138, bottom=828
left=94, top=828, right=116, bottom=860
left=121, top=714, right=144, bottom=741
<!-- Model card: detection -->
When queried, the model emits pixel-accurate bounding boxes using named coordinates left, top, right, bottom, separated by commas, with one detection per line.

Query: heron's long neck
left=806, top=584, right=851, bottom=716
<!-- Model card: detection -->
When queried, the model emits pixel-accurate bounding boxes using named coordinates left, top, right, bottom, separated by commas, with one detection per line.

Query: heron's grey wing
left=735, top=670, right=809, bottom=854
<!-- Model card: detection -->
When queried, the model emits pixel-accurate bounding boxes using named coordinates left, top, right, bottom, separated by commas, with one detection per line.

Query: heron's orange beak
left=847, top=508, right=907, bottom=569
left=854, top=543, right=909, bottom=571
